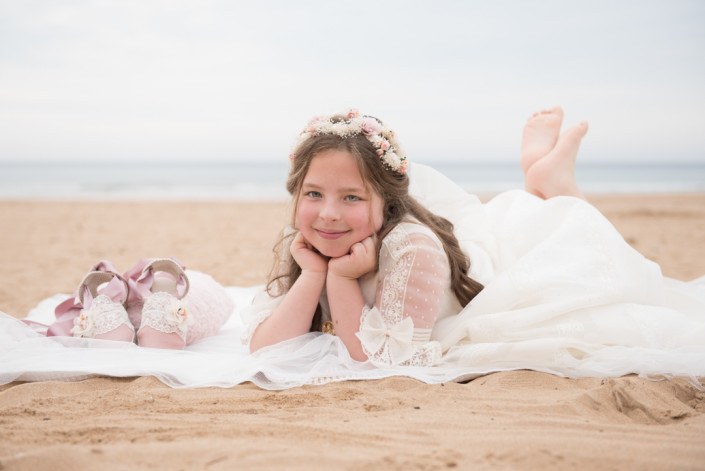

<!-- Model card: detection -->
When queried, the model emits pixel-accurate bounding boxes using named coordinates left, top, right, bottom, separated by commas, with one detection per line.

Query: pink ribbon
left=123, top=258, right=188, bottom=304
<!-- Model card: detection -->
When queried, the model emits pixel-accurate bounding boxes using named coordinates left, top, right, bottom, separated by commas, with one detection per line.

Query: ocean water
left=0, top=160, right=704, bottom=200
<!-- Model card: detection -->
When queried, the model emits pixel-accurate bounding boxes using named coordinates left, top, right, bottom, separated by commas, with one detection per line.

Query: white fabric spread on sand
left=2, top=163, right=705, bottom=390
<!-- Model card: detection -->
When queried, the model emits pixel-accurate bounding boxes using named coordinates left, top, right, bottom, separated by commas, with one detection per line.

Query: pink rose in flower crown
left=379, top=139, right=390, bottom=151
left=359, top=117, right=383, bottom=136
left=347, top=109, right=360, bottom=119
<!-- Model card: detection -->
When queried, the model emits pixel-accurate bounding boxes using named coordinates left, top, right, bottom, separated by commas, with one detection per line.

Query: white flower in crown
left=291, top=109, right=408, bottom=174
left=71, top=309, right=95, bottom=338
left=384, top=152, right=403, bottom=172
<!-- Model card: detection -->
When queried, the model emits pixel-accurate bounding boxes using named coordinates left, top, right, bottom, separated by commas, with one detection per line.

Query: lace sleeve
left=355, top=224, right=448, bottom=367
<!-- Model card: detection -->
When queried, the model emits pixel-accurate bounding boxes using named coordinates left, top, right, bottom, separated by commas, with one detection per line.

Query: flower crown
left=290, top=109, right=408, bottom=174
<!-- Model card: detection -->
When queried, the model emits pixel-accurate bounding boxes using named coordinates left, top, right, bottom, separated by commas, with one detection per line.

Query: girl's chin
left=314, top=243, right=353, bottom=259
left=318, top=248, right=350, bottom=258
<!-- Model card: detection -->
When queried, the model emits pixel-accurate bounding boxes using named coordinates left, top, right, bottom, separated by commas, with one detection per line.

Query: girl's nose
left=319, top=200, right=341, bottom=221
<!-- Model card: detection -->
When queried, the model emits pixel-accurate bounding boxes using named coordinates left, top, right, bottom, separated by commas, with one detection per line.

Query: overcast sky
left=1, top=0, right=704, bottom=163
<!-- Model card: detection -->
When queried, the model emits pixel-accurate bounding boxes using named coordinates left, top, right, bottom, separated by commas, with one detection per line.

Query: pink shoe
left=49, top=260, right=125, bottom=337
left=70, top=271, right=134, bottom=342
left=135, top=258, right=193, bottom=349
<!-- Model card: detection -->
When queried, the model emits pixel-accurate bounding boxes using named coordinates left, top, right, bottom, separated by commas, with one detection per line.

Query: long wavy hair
left=267, top=114, right=484, bottom=331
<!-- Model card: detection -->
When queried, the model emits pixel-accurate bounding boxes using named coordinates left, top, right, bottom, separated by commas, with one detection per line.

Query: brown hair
left=267, top=115, right=484, bottom=330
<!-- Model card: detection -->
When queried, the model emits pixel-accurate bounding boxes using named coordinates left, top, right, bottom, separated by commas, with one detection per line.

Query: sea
left=1, top=160, right=704, bottom=200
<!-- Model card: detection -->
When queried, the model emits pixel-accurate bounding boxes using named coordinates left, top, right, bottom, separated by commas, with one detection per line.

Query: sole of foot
left=520, top=107, right=564, bottom=174
left=525, top=122, right=588, bottom=199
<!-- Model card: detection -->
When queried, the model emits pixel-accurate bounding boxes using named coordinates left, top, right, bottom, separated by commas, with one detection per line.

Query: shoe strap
left=78, top=271, right=130, bottom=309
left=92, top=259, right=120, bottom=275
left=130, top=258, right=190, bottom=300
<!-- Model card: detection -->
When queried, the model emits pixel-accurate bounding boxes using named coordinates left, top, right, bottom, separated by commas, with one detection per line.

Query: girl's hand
left=290, top=231, right=329, bottom=274
left=328, top=236, right=377, bottom=280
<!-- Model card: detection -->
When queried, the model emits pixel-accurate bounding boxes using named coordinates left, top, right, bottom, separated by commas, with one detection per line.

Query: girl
left=240, top=107, right=704, bottom=379
left=243, top=107, right=642, bottom=370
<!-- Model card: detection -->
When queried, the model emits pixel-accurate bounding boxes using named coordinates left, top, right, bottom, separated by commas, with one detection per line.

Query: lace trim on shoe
left=71, top=294, right=134, bottom=338
left=139, top=292, right=193, bottom=341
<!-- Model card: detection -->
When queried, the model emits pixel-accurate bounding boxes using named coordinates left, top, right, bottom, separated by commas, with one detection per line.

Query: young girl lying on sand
left=4, top=107, right=704, bottom=388
left=238, top=107, right=704, bottom=376
left=246, top=108, right=588, bottom=366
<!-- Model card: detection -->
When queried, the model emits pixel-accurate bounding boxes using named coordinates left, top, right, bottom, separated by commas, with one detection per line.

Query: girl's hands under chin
left=328, top=236, right=377, bottom=280
left=290, top=231, right=329, bottom=274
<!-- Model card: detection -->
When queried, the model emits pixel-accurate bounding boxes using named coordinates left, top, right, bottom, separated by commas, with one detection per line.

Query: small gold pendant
left=322, top=321, right=335, bottom=335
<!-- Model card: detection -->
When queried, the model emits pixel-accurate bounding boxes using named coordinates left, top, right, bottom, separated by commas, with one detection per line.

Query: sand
left=1, top=195, right=704, bottom=470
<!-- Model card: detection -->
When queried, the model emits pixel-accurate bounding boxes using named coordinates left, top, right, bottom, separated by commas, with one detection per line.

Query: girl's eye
left=306, top=191, right=322, bottom=198
left=344, top=195, right=361, bottom=202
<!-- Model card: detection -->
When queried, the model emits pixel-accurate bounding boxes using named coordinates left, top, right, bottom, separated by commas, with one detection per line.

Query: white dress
left=409, top=164, right=705, bottom=380
left=1, top=163, right=704, bottom=389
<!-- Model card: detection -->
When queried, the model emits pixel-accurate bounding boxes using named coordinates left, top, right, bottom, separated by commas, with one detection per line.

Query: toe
left=558, top=122, right=589, bottom=143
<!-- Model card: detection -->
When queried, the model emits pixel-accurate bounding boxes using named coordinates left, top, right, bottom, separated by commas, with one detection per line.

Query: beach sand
left=1, top=195, right=704, bottom=470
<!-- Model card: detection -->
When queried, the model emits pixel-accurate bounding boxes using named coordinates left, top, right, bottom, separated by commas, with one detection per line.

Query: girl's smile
left=315, top=229, right=348, bottom=240
left=295, top=149, right=383, bottom=258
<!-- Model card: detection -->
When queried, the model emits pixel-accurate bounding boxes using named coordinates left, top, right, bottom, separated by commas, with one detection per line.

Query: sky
left=1, top=0, right=704, bottom=164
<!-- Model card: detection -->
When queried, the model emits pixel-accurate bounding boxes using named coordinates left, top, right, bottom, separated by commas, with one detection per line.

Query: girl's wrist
left=300, top=269, right=328, bottom=282
left=326, top=270, right=360, bottom=282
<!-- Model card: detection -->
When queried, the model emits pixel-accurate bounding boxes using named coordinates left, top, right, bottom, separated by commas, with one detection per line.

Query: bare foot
left=520, top=107, right=564, bottom=174
left=525, top=122, right=588, bottom=199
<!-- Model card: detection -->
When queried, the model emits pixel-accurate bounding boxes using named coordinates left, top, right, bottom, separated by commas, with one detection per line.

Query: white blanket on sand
left=2, top=164, right=705, bottom=390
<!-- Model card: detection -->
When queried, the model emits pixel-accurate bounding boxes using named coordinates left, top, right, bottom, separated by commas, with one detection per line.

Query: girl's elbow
left=249, top=338, right=262, bottom=354
left=349, top=348, right=368, bottom=362
left=249, top=328, right=269, bottom=353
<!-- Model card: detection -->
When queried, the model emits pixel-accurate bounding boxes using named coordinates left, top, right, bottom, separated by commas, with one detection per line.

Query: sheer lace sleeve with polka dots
left=356, top=222, right=450, bottom=367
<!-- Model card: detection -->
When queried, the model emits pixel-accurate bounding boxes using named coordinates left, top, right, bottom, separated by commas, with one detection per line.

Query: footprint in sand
left=578, top=377, right=702, bottom=425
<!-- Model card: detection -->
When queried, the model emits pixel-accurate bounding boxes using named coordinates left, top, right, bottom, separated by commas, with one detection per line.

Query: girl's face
left=295, top=149, right=384, bottom=258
